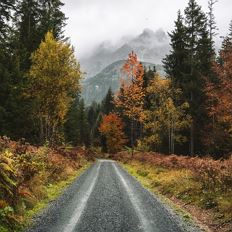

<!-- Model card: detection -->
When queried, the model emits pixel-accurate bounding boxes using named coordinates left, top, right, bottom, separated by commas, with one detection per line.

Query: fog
left=62, top=0, right=232, bottom=58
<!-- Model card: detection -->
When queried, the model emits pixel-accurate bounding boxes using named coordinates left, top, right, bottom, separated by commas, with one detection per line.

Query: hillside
left=80, top=28, right=169, bottom=79
left=82, top=60, right=164, bottom=105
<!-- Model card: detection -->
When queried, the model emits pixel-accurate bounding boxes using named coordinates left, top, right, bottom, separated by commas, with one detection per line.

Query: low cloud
left=62, top=0, right=232, bottom=58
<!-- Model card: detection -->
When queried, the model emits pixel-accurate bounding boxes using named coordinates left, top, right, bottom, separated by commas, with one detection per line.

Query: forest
left=1, top=0, right=232, bottom=158
left=0, top=0, right=232, bottom=231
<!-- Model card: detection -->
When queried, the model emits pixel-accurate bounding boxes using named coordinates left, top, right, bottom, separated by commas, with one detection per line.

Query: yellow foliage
left=27, top=31, right=82, bottom=143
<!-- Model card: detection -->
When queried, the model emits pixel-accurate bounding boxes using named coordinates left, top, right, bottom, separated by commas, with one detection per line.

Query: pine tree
left=38, top=0, right=67, bottom=40
left=184, top=0, right=212, bottom=154
left=208, top=0, right=218, bottom=49
left=101, top=88, right=115, bottom=115
left=0, top=0, right=15, bottom=42
left=14, top=0, right=41, bottom=70
left=163, top=10, right=189, bottom=89
left=164, top=0, right=213, bottom=155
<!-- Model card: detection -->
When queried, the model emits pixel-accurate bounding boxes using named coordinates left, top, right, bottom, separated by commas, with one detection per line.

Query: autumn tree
left=140, top=75, right=191, bottom=153
left=115, top=51, right=145, bottom=154
left=27, top=31, right=81, bottom=144
left=99, top=113, right=127, bottom=154
left=205, top=24, right=232, bottom=156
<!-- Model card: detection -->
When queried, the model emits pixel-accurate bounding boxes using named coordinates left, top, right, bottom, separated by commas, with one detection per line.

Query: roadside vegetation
left=1, top=0, right=232, bottom=231
left=112, top=151, right=232, bottom=232
left=0, top=136, right=93, bottom=232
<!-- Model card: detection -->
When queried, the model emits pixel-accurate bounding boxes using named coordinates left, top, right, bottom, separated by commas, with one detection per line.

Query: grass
left=121, top=160, right=232, bottom=232
left=23, top=162, right=91, bottom=230
left=0, top=162, right=92, bottom=232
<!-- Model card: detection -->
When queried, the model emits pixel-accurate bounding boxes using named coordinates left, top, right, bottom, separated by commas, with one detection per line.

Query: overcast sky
left=62, top=0, right=232, bottom=58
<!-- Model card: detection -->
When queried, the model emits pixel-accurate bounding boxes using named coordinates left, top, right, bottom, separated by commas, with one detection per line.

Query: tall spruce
left=208, top=0, right=218, bottom=49
left=164, top=0, right=212, bottom=155
left=0, top=0, right=15, bottom=42
left=14, top=0, right=41, bottom=70
left=184, top=0, right=212, bottom=155
left=38, top=0, right=67, bottom=40
left=101, top=88, right=115, bottom=115
left=163, top=10, right=189, bottom=89
left=64, top=98, right=90, bottom=146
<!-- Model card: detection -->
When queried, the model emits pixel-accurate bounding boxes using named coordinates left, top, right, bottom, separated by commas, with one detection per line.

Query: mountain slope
left=80, top=28, right=169, bottom=79
left=82, top=60, right=163, bottom=106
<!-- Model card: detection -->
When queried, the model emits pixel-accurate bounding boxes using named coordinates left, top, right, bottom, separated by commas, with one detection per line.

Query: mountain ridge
left=82, top=60, right=164, bottom=106
left=80, top=28, right=169, bottom=79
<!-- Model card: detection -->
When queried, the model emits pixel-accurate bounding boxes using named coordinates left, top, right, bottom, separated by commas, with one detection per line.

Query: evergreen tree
left=101, top=88, right=115, bottom=114
left=87, top=101, right=102, bottom=146
left=164, top=0, right=212, bottom=155
left=14, top=0, right=41, bottom=70
left=208, top=0, right=218, bottom=49
left=38, top=0, right=67, bottom=40
left=184, top=0, right=212, bottom=154
left=64, top=98, right=90, bottom=147
left=163, top=10, right=189, bottom=89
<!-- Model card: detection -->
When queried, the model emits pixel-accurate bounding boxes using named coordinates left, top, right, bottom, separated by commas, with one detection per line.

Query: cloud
left=62, top=0, right=232, bottom=58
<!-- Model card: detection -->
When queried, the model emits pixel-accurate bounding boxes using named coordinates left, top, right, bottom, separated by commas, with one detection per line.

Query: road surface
left=27, top=160, right=201, bottom=232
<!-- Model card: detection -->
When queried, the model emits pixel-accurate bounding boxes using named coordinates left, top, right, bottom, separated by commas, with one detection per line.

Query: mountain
left=82, top=60, right=164, bottom=106
left=80, top=28, right=169, bottom=79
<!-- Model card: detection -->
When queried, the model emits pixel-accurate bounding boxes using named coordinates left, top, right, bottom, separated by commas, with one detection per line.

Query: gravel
left=26, top=160, right=202, bottom=232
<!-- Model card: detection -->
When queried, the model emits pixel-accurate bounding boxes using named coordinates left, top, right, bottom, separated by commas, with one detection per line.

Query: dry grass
left=0, top=136, right=94, bottom=231
left=113, top=151, right=232, bottom=232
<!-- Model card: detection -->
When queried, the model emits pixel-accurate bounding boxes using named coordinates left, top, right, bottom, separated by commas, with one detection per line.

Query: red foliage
left=99, top=113, right=127, bottom=153
left=114, top=152, right=232, bottom=192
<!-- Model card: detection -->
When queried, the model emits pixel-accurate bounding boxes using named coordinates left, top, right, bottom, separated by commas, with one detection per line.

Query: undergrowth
left=0, top=136, right=94, bottom=232
left=114, top=152, right=232, bottom=232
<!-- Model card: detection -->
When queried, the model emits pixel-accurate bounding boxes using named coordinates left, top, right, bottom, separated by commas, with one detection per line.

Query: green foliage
left=64, top=98, right=90, bottom=147
left=0, top=150, right=17, bottom=199
left=163, top=0, right=213, bottom=155
left=140, top=75, right=191, bottom=153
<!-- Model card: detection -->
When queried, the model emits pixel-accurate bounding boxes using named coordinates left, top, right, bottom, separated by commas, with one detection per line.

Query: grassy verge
left=120, top=159, right=232, bottom=232
left=0, top=137, right=94, bottom=232
left=23, top=162, right=91, bottom=230
left=1, top=162, right=92, bottom=232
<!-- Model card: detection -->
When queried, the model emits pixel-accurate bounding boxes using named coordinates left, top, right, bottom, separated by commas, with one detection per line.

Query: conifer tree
left=101, top=88, right=115, bottom=115
left=164, top=0, right=212, bottom=155
left=184, top=0, right=212, bottom=154
left=163, top=10, right=189, bottom=89
left=208, top=0, right=218, bottom=49
left=0, top=0, right=15, bottom=42
left=38, top=0, right=67, bottom=40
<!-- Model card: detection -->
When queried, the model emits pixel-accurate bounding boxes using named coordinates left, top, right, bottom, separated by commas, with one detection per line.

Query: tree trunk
left=131, top=119, right=134, bottom=158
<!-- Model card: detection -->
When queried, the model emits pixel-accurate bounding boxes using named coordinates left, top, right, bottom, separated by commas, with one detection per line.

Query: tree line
left=0, top=0, right=81, bottom=145
left=86, top=0, right=232, bottom=158
left=1, top=0, right=232, bottom=158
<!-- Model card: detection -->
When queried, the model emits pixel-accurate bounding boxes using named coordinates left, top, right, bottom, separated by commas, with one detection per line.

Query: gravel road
left=27, top=160, right=202, bottom=232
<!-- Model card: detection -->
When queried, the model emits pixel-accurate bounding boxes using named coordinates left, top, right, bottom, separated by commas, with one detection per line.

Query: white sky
left=62, top=0, right=232, bottom=58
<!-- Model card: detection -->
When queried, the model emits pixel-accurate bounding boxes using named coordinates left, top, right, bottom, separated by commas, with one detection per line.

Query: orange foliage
left=114, top=152, right=232, bottom=193
left=206, top=42, right=232, bottom=129
left=115, top=51, right=145, bottom=121
left=99, top=113, right=127, bottom=153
